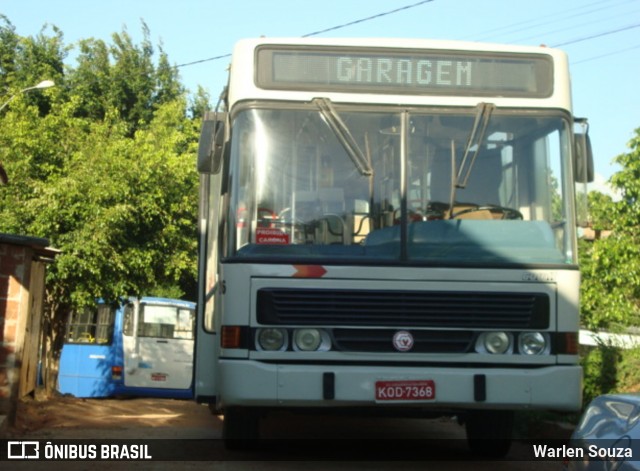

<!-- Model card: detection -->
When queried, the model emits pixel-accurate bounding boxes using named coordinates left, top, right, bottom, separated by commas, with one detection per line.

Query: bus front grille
left=256, top=288, right=549, bottom=329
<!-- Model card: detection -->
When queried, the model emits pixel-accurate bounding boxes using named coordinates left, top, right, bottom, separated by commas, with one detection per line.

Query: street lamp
left=0, top=80, right=55, bottom=184
left=0, top=79, right=55, bottom=112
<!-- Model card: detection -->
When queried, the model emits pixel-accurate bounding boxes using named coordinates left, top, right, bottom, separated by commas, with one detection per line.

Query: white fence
left=579, top=329, right=640, bottom=349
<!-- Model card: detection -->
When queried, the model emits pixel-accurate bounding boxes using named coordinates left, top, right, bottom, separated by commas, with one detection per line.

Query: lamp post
left=0, top=79, right=55, bottom=113
left=0, top=80, right=55, bottom=184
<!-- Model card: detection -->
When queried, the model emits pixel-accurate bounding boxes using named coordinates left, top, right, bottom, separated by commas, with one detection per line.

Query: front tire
left=465, top=410, right=513, bottom=458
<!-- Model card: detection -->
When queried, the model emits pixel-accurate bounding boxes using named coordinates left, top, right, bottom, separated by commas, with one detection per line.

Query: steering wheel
left=392, top=208, right=424, bottom=225
left=451, top=205, right=523, bottom=220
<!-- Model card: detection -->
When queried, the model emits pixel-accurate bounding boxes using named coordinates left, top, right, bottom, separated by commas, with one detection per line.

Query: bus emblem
left=392, top=331, right=414, bottom=352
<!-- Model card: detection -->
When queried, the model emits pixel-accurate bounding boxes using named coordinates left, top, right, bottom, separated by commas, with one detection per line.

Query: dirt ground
left=6, top=393, right=471, bottom=440
left=1, top=393, right=221, bottom=440
left=2, top=392, right=574, bottom=441
left=0, top=393, right=572, bottom=470
left=1, top=394, right=477, bottom=442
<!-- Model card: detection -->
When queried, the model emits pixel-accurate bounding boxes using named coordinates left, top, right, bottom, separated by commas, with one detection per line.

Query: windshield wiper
left=448, top=102, right=495, bottom=217
left=457, top=102, right=495, bottom=188
left=313, top=97, right=373, bottom=177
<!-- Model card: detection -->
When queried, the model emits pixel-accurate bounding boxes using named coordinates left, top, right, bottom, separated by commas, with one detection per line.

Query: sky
left=2, top=0, right=639, bottom=191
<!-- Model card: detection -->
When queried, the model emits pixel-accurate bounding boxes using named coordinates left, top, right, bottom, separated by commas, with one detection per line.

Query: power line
left=510, top=4, right=640, bottom=44
left=302, top=0, right=435, bottom=37
left=552, top=22, right=640, bottom=47
left=468, top=0, right=617, bottom=42
left=175, top=0, right=435, bottom=69
left=572, top=43, right=640, bottom=64
left=464, top=0, right=640, bottom=70
left=464, top=0, right=640, bottom=65
left=175, top=0, right=639, bottom=71
left=175, top=52, right=231, bottom=69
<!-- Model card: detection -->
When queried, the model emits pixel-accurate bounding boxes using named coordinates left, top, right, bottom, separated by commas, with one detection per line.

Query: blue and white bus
left=58, top=297, right=196, bottom=399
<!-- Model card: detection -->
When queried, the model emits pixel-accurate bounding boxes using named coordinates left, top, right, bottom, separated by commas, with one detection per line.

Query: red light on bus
left=562, top=332, right=579, bottom=354
left=221, top=326, right=242, bottom=348
left=111, top=365, right=123, bottom=380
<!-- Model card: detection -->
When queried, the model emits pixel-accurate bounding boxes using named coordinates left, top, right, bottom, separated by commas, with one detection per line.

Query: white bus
left=195, top=38, right=593, bottom=455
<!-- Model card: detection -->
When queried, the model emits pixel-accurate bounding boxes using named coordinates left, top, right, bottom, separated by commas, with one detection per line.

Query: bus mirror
left=574, top=119, right=593, bottom=227
left=197, top=111, right=227, bottom=174
left=574, top=123, right=594, bottom=184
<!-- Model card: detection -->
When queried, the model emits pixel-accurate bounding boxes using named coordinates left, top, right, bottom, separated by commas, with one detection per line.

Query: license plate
left=375, top=380, right=436, bottom=401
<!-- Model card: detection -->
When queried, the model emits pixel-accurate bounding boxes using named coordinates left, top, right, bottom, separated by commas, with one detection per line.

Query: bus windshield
left=228, top=103, right=574, bottom=266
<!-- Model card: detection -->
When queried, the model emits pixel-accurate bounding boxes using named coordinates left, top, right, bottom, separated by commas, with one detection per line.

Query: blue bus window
left=66, top=305, right=115, bottom=345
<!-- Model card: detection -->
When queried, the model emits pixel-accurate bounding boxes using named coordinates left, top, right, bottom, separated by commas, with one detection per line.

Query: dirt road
left=4, top=395, right=219, bottom=440
left=1, top=394, right=570, bottom=470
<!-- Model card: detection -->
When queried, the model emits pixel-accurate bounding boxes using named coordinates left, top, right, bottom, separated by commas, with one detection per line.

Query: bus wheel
left=465, top=410, right=513, bottom=458
left=223, top=407, right=260, bottom=450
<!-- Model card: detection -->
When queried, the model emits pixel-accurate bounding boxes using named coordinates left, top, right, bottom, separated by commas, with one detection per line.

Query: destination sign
left=256, top=46, right=553, bottom=97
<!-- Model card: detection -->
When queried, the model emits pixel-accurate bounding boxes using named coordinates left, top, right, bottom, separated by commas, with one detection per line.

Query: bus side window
left=94, top=305, right=115, bottom=344
left=66, top=305, right=115, bottom=344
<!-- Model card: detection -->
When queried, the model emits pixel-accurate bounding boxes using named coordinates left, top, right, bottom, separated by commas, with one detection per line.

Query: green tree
left=24, top=100, right=199, bottom=307
left=580, top=128, right=640, bottom=330
left=188, top=85, right=213, bottom=120
left=0, top=17, right=66, bottom=113
left=67, top=21, right=184, bottom=134
left=0, top=19, right=201, bottom=392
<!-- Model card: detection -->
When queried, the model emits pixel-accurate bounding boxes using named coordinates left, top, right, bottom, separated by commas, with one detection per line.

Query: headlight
left=478, top=331, right=512, bottom=354
left=256, top=328, right=287, bottom=351
left=519, top=332, right=548, bottom=355
left=293, top=328, right=331, bottom=352
left=293, top=329, right=321, bottom=351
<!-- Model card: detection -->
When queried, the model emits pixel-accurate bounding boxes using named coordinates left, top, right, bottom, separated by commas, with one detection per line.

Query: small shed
left=0, top=233, right=58, bottom=425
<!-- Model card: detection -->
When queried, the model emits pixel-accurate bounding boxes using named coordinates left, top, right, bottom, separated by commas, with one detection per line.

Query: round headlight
left=519, top=332, right=547, bottom=355
left=484, top=332, right=511, bottom=354
left=293, top=328, right=322, bottom=351
left=257, top=328, right=287, bottom=351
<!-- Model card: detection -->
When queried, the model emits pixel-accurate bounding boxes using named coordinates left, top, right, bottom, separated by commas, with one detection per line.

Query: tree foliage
left=580, top=128, right=640, bottom=330
left=67, top=23, right=184, bottom=134
left=0, top=17, right=207, bottom=391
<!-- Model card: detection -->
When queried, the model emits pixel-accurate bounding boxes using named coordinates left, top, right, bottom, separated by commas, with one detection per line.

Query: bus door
left=58, top=303, right=119, bottom=398
left=122, top=300, right=196, bottom=391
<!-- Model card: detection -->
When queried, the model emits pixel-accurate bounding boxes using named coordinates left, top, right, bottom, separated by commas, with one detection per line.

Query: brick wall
left=0, top=234, right=55, bottom=424
left=0, top=243, right=31, bottom=416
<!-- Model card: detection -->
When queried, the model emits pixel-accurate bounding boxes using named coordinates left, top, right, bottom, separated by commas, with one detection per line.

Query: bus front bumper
left=218, top=360, right=582, bottom=411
